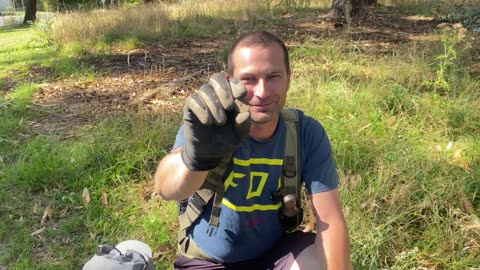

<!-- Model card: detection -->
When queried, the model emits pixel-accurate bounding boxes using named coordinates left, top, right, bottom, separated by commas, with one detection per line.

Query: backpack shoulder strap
left=177, top=155, right=231, bottom=261
left=281, top=108, right=302, bottom=208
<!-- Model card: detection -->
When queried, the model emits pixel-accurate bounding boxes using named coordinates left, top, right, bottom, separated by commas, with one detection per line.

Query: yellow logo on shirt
left=222, top=157, right=283, bottom=212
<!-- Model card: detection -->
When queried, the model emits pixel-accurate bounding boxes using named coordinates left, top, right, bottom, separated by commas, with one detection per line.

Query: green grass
left=0, top=110, right=180, bottom=268
left=0, top=25, right=53, bottom=79
left=288, top=31, right=480, bottom=269
left=0, top=24, right=180, bottom=269
left=1, top=0, right=480, bottom=269
left=0, top=24, right=96, bottom=84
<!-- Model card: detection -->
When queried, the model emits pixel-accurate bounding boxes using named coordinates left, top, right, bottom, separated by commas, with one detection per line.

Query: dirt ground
left=29, top=7, right=479, bottom=137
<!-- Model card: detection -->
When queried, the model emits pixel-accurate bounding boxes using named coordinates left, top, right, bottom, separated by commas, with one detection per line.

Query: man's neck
left=249, top=117, right=280, bottom=141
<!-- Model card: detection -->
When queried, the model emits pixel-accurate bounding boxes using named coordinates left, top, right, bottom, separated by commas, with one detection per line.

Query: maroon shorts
left=174, top=231, right=315, bottom=270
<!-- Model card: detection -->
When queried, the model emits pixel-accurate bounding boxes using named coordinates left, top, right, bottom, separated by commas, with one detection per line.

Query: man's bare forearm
left=311, top=190, right=352, bottom=270
left=154, top=148, right=209, bottom=201
left=316, top=218, right=352, bottom=270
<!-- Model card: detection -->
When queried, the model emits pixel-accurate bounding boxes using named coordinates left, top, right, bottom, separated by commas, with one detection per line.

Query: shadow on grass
left=0, top=23, right=30, bottom=34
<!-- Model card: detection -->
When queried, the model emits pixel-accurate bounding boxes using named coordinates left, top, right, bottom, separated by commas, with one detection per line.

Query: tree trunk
left=331, top=0, right=377, bottom=19
left=331, top=0, right=345, bottom=18
left=23, top=0, right=37, bottom=24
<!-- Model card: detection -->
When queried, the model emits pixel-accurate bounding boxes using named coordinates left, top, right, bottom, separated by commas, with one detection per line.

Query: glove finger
left=198, top=84, right=227, bottom=125
left=209, top=72, right=235, bottom=111
left=234, top=98, right=250, bottom=114
left=235, top=111, right=251, bottom=136
left=235, top=111, right=251, bottom=126
left=185, top=92, right=212, bottom=126
left=229, top=77, right=248, bottom=99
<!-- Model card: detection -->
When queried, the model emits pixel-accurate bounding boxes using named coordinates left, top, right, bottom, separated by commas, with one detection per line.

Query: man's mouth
left=251, top=103, right=272, bottom=108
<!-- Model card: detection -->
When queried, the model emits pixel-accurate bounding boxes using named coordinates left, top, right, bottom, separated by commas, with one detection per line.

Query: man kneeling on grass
left=154, top=30, right=352, bottom=270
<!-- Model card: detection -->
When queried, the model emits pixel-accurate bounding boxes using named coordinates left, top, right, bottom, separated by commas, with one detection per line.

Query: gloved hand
left=181, top=72, right=251, bottom=171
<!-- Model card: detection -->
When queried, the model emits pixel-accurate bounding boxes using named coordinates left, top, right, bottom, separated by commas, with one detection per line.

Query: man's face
left=231, top=43, right=290, bottom=124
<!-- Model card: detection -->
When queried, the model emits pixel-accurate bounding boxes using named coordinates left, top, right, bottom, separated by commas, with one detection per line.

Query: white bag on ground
left=82, top=240, right=155, bottom=270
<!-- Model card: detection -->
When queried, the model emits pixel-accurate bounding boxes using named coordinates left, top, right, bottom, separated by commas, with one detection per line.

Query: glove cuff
left=181, top=147, right=222, bottom=171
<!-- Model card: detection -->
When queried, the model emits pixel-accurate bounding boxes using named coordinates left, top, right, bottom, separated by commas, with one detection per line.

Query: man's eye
left=242, top=78, right=255, bottom=83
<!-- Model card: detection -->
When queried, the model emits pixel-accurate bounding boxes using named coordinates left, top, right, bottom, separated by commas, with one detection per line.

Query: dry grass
left=49, top=5, right=170, bottom=45
left=166, top=0, right=264, bottom=19
left=47, top=0, right=332, bottom=48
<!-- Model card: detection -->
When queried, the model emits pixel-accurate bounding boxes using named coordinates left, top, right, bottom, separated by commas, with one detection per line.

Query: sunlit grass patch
left=0, top=112, right=180, bottom=268
left=0, top=26, right=56, bottom=80
left=288, top=33, right=480, bottom=268
left=0, top=24, right=96, bottom=83
left=0, top=73, right=180, bottom=268
left=6, top=83, right=39, bottom=106
left=0, top=83, right=41, bottom=157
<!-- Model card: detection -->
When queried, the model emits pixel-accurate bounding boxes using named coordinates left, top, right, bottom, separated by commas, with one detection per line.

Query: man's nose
left=253, top=79, right=269, bottom=99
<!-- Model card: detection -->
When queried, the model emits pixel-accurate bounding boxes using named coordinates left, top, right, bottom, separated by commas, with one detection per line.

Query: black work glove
left=181, top=72, right=251, bottom=171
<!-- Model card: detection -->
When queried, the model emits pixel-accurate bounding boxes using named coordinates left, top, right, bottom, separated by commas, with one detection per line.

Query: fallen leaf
left=422, top=199, right=432, bottom=209
left=350, top=174, right=362, bottom=189
left=360, top=200, right=369, bottom=210
left=343, top=170, right=362, bottom=190
left=360, top=198, right=379, bottom=211
left=463, top=197, right=476, bottom=215
left=83, top=188, right=90, bottom=205
left=41, top=206, right=53, bottom=225
left=62, top=237, right=72, bottom=244
left=454, top=149, right=473, bottom=172
left=460, top=191, right=476, bottom=215
left=446, top=141, right=454, bottom=151
left=31, top=226, right=45, bottom=236
left=101, top=188, right=108, bottom=206
left=387, top=115, right=397, bottom=127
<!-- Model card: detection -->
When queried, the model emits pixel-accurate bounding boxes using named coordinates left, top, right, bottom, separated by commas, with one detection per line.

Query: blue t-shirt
left=172, top=109, right=339, bottom=263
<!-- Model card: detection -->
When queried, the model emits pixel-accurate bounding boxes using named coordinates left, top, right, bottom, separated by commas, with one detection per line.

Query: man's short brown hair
left=226, top=30, right=290, bottom=75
